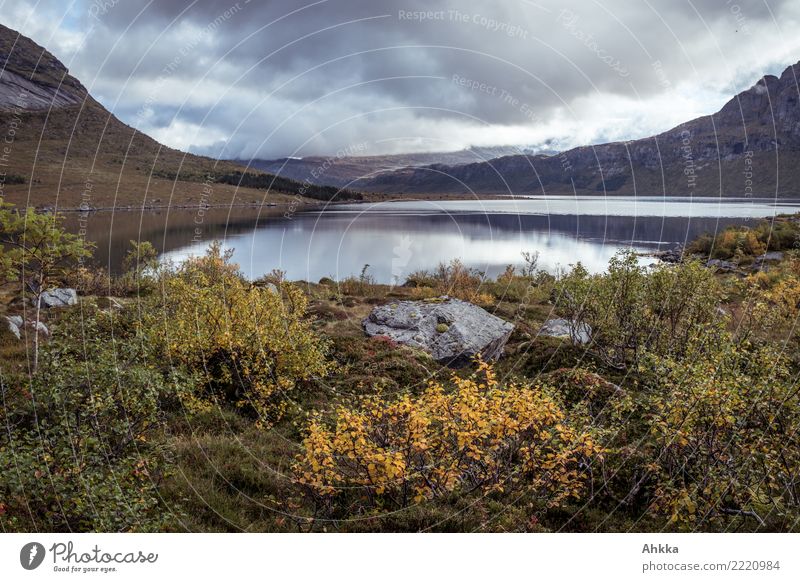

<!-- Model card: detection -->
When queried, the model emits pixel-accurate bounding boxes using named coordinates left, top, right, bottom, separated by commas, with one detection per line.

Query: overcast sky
left=3, top=0, right=800, bottom=159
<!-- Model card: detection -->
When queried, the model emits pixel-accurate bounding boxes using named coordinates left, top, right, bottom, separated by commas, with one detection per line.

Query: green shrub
left=0, top=313, right=173, bottom=532
left=554, top=250, right=720, bottom=367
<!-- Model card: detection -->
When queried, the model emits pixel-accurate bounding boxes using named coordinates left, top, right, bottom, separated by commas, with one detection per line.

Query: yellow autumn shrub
left=146, top=243, right=330, bottom=426
left=295, top=360, right=601, bottom=511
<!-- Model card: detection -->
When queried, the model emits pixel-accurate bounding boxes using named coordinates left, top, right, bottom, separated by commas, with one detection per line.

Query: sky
left=3, top=0, right=800, bottom=160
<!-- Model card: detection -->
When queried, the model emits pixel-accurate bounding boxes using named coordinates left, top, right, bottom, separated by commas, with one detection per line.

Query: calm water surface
left=65, top=197, right=800, bottom=283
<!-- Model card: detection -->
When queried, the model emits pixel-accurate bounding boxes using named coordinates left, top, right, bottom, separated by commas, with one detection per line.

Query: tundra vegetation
left=1, top=200, right=799, bottom=532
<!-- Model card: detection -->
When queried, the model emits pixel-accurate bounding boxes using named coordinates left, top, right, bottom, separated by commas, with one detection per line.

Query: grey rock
left=753, top=251, right=784, bottom=271
left=363, top=297, right=514, bottom=367
left=706, top=258, right=737, bottom=272
left=264, top=282, right=279, bottom=295
left=654, top=246, right=684, bottom=264
left=36, top=288, right=78, bottom=308
left=540, top=318, right=592, bottom=345
left=4, top=315, right=22, bottom=340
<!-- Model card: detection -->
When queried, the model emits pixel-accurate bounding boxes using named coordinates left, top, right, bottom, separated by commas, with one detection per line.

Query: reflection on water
left=62, top=197, right=800, bottom=283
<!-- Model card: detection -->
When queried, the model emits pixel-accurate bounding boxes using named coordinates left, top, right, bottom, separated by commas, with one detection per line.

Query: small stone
left=540, top=318, right=592, bottom=345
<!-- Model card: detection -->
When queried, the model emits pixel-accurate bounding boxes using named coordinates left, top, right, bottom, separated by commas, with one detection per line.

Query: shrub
left=687, top=218, right=800, bottom=260
left=144, top=243, right=331, bottom=427
left=294, top=360, right=601, bottom=517
left=639, top=329, right=800, bottom=528
left=403, top=259, right=489, bottom=303
left=554, top=251, right=720, bottom=367
left=0, top=314, right=172, bottom=532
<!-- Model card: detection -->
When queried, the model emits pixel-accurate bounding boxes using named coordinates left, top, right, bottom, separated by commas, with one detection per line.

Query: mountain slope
left=0, top=24, right=345, bottom=209
left=354, top=63, right=800, bottom=197
left=242, top=146, right=542, bottom=188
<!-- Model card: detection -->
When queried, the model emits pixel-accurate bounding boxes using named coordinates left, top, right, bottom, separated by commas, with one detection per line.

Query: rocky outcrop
left=363, top=297, right=514, bottom=367
left=36, top=288, right=78, bottom=308
left=0, top=23, right=89, bottom=111
left=539, top=318, right=592, bottom=345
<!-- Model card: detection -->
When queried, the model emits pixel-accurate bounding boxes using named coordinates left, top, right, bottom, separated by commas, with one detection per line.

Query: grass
left=0, top=103, right=324, bottom=210
left=4, top=220, right=800, bottom=532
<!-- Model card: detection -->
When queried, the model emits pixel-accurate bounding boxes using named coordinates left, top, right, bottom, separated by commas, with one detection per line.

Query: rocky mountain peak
left=0, top=23, right=89, bottom=111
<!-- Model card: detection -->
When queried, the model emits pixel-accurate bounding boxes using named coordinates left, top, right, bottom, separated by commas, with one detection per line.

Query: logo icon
left=20, top=542, right=46, bottom=570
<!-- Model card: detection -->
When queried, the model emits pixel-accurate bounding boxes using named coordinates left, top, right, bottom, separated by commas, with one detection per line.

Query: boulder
left=539, top=318, right=592, bottom=345
left=363, top=297, right=514, bottom=367
left=2, top=316, right=47, bottom=340
left=654, top=245, right=683, bottom=264
left=36, top=288, right=78, bottom=308
left=753, top=251, right=784, bottom=271
left=4, top=315, right=23, bottom=340
left=31, top=321, right=49, bottom=337
left=705, top=258, right=737, bottom=272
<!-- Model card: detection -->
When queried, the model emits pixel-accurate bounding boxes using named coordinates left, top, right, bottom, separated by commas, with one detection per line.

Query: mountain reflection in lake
left=63, top=197, right=800, bottom=283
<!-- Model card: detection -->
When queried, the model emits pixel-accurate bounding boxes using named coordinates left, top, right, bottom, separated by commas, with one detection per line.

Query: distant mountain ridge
left=349, top=63, right=800, bottom=197
left=241, top=146, right=546, bottom=188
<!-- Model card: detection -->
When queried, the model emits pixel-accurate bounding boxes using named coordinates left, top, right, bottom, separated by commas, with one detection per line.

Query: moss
left=436, top=323, right=449, bottom=333
left=423, top=296, right=447, bottom=303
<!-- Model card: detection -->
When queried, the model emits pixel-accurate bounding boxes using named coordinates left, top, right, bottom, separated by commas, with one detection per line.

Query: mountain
left=241, top=146, right=537, bottom=188
left=352, top=63, right=800, bottom=197
left=0, top=24, right=348, bottom=210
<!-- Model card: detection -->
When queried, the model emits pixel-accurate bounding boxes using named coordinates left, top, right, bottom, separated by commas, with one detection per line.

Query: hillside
left=243, top=146, right=540, bottom=188
left=353, top=63, right=800, bottom=197
left=0, top=24, right=357, bottom=209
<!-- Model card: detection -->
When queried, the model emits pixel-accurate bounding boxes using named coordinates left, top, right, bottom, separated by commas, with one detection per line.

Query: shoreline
left=27, top=193, right=800, bottom=213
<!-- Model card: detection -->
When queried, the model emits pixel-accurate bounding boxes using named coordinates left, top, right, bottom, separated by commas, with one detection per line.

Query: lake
left=64, top=197, right=800, bottom=283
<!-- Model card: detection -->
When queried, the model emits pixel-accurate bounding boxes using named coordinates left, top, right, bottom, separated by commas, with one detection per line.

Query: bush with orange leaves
left=294, top=360, right=602, bottom=514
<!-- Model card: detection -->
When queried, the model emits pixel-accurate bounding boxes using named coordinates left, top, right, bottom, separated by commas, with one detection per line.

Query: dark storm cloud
left=3, top=0, right=800, bottom=157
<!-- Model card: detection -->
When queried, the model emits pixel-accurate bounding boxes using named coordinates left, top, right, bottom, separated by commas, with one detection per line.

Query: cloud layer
left=3, top=0, right=800, bottom=159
